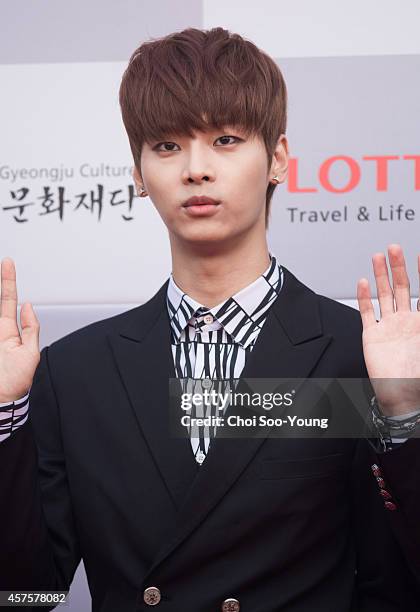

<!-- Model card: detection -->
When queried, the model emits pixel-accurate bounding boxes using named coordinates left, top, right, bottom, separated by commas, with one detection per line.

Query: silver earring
left=272, top=175, right=280, bottom=184
left=138, top=186, right=148, bottom=197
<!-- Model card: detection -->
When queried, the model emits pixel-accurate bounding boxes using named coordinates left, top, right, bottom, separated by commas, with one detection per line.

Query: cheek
left=230, top=153, right=268, bottom=189
left=141, top=166, right=175, bottom=215
left=228, top=164, right=268, bottom=207
left=140, top=154, right=169, bottom=191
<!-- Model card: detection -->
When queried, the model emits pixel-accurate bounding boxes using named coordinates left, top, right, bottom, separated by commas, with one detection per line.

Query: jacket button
left=202, top=378, right=213, bottom=389
left=380, top=489, right=392, bottom=500
left=222, top=598, right=240, bottom=611
left=143, top=586, right=161, bottom=606
left=371, top=463, right=382, bottom=478
left=384, top=501, right=397, bottom=511
left=376, top=477, right=385, bottom=488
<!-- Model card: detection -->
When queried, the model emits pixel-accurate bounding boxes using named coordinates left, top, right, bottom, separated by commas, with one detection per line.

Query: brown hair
left=119, top=27, right=287, bottom=228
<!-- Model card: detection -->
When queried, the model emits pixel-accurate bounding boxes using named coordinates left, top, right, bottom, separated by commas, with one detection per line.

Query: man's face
left=134, top=126, right=287, bottom=248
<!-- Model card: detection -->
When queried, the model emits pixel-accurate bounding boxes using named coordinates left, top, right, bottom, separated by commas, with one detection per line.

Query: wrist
left=371, top=395, right=420, bottom=439
left=0, top=390, right=30, bottom=405
left=376, top=399, right=420, bottom=417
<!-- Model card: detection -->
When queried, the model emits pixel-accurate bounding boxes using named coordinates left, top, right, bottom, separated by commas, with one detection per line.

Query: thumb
left=20, top=302, right=40, bottom=353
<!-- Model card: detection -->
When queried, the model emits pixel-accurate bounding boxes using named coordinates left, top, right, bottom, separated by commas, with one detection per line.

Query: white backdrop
left=1, top=1, right=419, bottom=609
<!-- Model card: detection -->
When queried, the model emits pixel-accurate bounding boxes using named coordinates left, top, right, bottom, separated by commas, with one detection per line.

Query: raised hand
left=357, top=244, right=420, bottom=416
left=0, top=258, right=40, bottom=403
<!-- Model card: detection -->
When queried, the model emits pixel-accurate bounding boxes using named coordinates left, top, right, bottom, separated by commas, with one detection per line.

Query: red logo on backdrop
left=288, top=155, right=420, bottom=193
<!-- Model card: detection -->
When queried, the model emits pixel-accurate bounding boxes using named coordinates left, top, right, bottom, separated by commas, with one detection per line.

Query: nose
left=182, top=143, right=215, bottom=185
left=187, top=174, right=211, bottom=184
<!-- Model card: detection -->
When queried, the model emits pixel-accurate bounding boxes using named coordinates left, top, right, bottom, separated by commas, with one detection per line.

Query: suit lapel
left=107, top=281, right=199, bottom=511
left=138, top=267, right=333, bottom=577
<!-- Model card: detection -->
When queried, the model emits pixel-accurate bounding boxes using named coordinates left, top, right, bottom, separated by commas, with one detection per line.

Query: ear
left=132, top=165, right=144, bottom=193
left=269, top=134, right=289, bottom=184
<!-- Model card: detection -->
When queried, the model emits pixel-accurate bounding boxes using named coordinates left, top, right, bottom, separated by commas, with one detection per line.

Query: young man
left=1, top=27, right=420, bottom=612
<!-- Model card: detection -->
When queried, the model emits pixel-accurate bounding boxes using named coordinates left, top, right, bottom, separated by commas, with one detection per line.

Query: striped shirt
left=0, top=391, right=30, bottom=442
left=166, top=253, right=283, bottom=464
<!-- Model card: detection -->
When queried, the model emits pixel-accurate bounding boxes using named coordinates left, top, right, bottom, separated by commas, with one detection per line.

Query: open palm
left=0, top=258, right=40, bottom=403
left=357, top=244, right=420, bottom=415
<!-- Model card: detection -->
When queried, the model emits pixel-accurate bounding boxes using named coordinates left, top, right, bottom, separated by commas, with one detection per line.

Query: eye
left=153, top=135, right=241, bottom=152
left=215, top=135, right=241, bottom=146
left=153, top=142, right=180, bottom=152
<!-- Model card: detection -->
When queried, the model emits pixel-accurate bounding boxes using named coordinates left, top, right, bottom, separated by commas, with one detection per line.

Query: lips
left=183, top=196, right=220, bottom=207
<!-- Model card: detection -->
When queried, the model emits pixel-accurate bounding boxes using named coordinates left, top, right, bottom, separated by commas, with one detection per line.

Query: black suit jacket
left=1, top=267, right=420, bottom=611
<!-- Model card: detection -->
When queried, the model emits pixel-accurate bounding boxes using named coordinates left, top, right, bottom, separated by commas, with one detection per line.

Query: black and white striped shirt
left=0, top=391, right=30, bottom=442
left=166, top=253, right=283, bottom=464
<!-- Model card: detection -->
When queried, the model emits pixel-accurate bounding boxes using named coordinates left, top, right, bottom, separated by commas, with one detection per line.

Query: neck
left=169, top=233, right=271, bottom=308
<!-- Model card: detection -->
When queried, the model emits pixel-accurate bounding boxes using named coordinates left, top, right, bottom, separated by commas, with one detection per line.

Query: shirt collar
left=166, top=253, right=284, bottom=348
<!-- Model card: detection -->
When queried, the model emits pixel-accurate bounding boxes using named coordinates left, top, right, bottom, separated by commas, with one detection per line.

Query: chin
left=176, top=226, right=234, bottom=246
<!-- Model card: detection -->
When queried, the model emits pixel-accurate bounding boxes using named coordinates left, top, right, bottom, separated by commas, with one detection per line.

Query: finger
left=388, top=243, right=411, bottom=311
left=372, top=252, right=394, bottom=317
left=357, top=278, right=377, bottom=328
left=20, top=303, right=40, bottom=353
left=0, top=258, right=19, bottom=324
